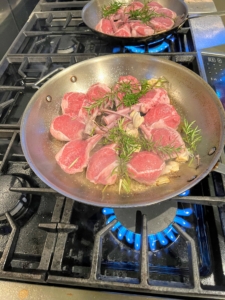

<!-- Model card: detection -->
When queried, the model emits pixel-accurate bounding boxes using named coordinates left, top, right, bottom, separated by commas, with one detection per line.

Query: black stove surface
left=1, top=3, right=225, bottom=299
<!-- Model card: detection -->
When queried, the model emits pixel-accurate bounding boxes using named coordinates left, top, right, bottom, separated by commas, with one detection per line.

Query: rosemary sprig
left=102, top=1, right=124, bottom=18
left=115, top=79, right=152, bottom=107
left=128, top=3, right=162, bottom=24
left=84, top=92, right=114, bottom=114
left=84, top=77, right=168, bottom=112
left=181, top=119, right=202, bottom=154
left=103, top=119, right=182, bottom=193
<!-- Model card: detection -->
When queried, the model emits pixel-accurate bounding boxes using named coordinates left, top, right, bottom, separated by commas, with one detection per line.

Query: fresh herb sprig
left=115, top=79, right=152, bottom=107
left=103, top=119, right=182, bottom=193
left=102, top=1, right=124, bottom=18
left=181, top=119, right=202, bottom=155
left=128, top=3, right=162, bottom=24
left=84, top=92, right=114, bottom=114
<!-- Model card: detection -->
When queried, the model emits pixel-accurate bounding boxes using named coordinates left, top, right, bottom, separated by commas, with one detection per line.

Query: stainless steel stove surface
left=1, top=1, right=225, bottom=299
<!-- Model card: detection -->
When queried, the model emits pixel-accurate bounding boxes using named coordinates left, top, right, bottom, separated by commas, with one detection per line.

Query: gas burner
left=51, top=36, right=84, bottom=54
left=113, top=35, right=175, bottom=54
left=102, top=201, right=193, bottom=251
left=0, top=174, right=41, bottom=233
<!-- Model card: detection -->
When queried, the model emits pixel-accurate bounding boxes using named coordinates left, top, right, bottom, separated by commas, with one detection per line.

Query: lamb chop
left=50, top=115, right=85, bottom=141
left=86, top=144, right=119, bottom=185
left=155, top=7, right=177, bottom=19
left=149, top=17, right=175, bottom=32
left=141, top=121, right=185, bottom=160
left=55, top=134, right=102, bottom=174
left=95, top=18, right=114, bottom=35
left=127, top=151, right=165, bottom=185
left=61, top=92, right=87, bottom=120
left=144, top=103, right=181, bottom=129
left=138, top=87, right=170, bottom=113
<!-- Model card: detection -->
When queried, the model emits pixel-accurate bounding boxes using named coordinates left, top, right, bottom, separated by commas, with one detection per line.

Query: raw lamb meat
left=155, top=7, right=177, bottom=19
left=114, top=75, right=141, bottom=107
left=138, top=88, right=170, bottom=113
left=114, top=24, right=131, bottom=37
left=95, top=18, right=114, bottom=35
left=141, top=123, right=185, bottom=159
left=61, top=92, right=87, bottom=119
left=149, top=17, right=174, bottom=32
left=50, top=115, right=85, bottom=141
left=86, top=82, right=111, bottom=104
left=144, top=103, right=180, bottom=129
left=124, top=1, right=144, bottom=13
left=127, top=151, right=165, bottom=185
left=147, top=1, right=163, bottom=9
left=55, top=134, right=102, bottom=174
left=86, top=144, right=119, bottom=185
left=131, top=23, right=155, bottom=37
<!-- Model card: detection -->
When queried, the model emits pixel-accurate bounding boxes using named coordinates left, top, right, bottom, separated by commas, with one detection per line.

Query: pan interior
left=20, top=54, right=225, bottom=207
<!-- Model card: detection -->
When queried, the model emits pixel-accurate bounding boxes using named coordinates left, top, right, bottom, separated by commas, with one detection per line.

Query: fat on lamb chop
left=55, top=134, right=102, bottom=174
left=127, top=151, right=165, bottom=185
left=50, top=114, right=85, bottom=141
left=61, top=92, right=87, bottom=120
left=143, top=103, right=181, bottom=129
left=149, top=17, right=175, bottom=32
left=86, top=143, right=119, bottom=185
left=138, top=87, right=170, bottom=114
left=141, top=121, right=186, bottom=160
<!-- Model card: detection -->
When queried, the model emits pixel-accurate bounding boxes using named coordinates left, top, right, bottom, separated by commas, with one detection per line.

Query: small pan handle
left=33, top=67, right=65, bottom=90
left=188, top=11, right=225, bottom=19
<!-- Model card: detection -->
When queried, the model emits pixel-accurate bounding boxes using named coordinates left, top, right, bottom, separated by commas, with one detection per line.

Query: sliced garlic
left=130, top=111, right=144, bottom=128
left=162, top=161, right=180, bottom=175
left=156, top=176, right=170, bottom=185
left=176, top=149, right=190, bottom=162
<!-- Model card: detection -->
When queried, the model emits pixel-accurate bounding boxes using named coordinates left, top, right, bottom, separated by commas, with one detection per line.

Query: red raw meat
left=141, top=123, right=185, bottom=159
left=138, top=88, right=170, bottom=113
left=61, top=92, right=87, bottom=118
left=127, top=151, right=165, bottom=185
left=131, top=23, right=155, bottom=37
left=155, top=7, right=177, bottom=19
left=50, top=115, right=85, bottom=141
left=144, top=103, right=180, bottom=129
left=86, top=144, right=119, bottom=185
left=86, top=82, right=111, bottom=104
left=150, top=17, right=174, bottom=32
left=114, top=75, right=140, bottom=107
left=95, top=18, right=114, bottom=35
left=125, top=1, right=144, bottom=13
left=147, top=1, right=163, bottom=9
left=55, top=134, right=102, bottom=174
left=114, top=24, right=131, bottom=37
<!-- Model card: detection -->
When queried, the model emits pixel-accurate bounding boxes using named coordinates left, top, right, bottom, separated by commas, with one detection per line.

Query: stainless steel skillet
left=20, top=54, right=225, bottom=208
left=82, top=0, right=188, bottom=44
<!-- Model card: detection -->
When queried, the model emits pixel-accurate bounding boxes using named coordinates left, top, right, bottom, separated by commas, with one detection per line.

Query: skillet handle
left=188, top=11, right=225, bottom=19
left=212, top=162, right=225, bottom=175
left=33, top=67, right=65, bottom=90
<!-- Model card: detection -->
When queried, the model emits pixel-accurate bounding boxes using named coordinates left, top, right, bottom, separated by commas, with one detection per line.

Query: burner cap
left=0, top=175, right=27, bottom=221
left=57, top=36, right=75, bottom=54
left=114, top=201, right=177, bottom=234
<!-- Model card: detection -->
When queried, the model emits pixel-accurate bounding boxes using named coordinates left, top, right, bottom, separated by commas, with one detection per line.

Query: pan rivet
left=208, top=147, right=216, bottom=156
left=70, top=76, right=77, bottom=83
left=46, top=95, right=52, bottom=102
left=187, top=175, right=197, bottom=182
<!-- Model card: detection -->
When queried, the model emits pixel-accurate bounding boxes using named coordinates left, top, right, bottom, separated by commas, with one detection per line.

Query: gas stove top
left=1, top=1, right=225, bottom=299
